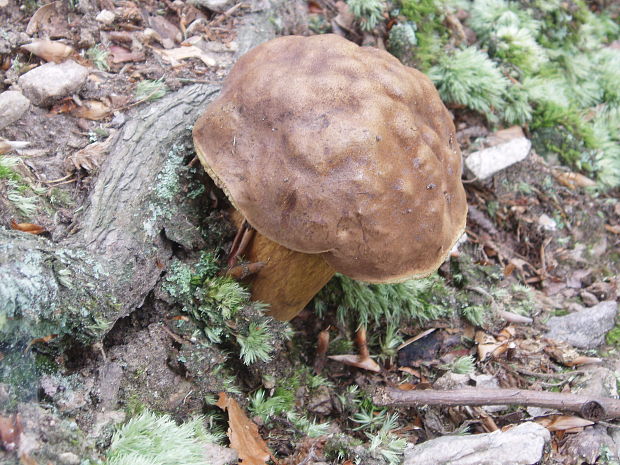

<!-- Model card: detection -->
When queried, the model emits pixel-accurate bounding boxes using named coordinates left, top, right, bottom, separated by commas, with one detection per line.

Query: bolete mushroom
left=193, top=34, right=467, bottom=322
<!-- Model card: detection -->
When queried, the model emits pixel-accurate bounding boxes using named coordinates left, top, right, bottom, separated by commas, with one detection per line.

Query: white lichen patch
left=143, top=143, right=187, bottom=237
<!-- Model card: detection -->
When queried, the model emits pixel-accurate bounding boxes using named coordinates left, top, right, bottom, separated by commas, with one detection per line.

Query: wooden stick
left=374, top=387, right=620, bottom=421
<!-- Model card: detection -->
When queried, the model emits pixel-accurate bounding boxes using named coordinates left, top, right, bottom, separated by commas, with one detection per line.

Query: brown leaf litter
left=216, top=392, right=273, bottom=465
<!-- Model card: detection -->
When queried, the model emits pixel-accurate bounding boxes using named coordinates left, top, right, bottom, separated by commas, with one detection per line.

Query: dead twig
left=314, top=327, right=330, bottom=374
left=514, top=368, right=587, bottom=380
left=497, top=310, right=533, bottom=324
left=374, top=387, right=620, bottom=421
left=209, top=2, right=249, bottom=27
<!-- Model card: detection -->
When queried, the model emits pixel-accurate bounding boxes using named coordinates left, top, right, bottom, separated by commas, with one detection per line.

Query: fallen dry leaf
left=109, top=45, right=146, bottom=63
left=605, top=224, right=620, bottom=235
left=10, top=220, right=46, bottom=235
left=19, top=453, right=38, bottom=465
left=50, top=98, right=77, bottom=115
left=314, top=327, right=330, bottom=373
left=487, top=126, right=525, bottom=145
left=22, top=39, right=73, bottom=63
left=553, top=170, right=597, bottom=189
left=0, top=139, right=29, bottom=154
left=308, top=0, right=323, bottom=13
left=154, top=45, right=216, bottom=67
left=397, top=328, right=437, bottom=351
left=398, top=366, right=422, bottom=378
left=149, top=15, right=182, bottom=45
left=28, top=334, right=58, bottom=347
left=328, top=353, right=381, bottom=372
left=543, top=339, right=603, bottom=367
left=69, top=130, right=116, bottom=171
left=475, top=330, right=504, bottom=361
left=497, top=326, right=516, bottom=342
left=71, top=100, right=111, bottom=120
left=564, top=356, right=603, bottom=367
left=26, top=1, right=59, bottom=34
left=225, top=261, right=266, bottom=280
left=536, top=415, right=594, bottom=432
left=216, top=392, right=271, bottom=465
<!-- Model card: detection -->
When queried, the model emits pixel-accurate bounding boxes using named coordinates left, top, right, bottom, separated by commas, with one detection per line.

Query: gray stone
left=307, top=385, right=333, bottom=415
left=580, top=290, right=599, bottom=307
left=0, top=90, right=30, bottom=129
left=97, top=361, right=123, bottom=409
left=58, top=452, right=81, bottom=465
left=404, top=422, right=550, bottom=465
left=89, top=410, right=126, bottom=439
left=96, top=9, right=116, bottom=25
left=561, top=425, right=616, bottom=464
left=538, top=214, right=557, bottom=231
left=546, top=300, right=618, bottom=349
left=18, top=60, right=89, bottom=106
left=465, top=128, right=531, bottom=180
left=611, top=428, right=620, bottom=460
left=576, top=366, right=618, bottom=399
left=203, top=442, right=238, bottom=465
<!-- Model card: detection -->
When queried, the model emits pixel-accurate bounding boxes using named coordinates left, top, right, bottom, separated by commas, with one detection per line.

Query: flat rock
left=465, top=127, right=531, bottom=180
left=561, top=425, right=616, bottom=464
left=95, top=9, right=115, bottom=24
left=97, top=361, right=124, bottom=409
left=404, top=422, right=550, bottom=465
left=18, top=60, right=89, bottom=106
left=576, top=366, right=618, bottom=399
left=308, top=385, right=333, bottom=415
left=58, top=452, right=81, bottom=465
left=203, top=442, right=238, bottom=465
left=0, top=90, right=30, bottom=129
left=546, top=300, right=618, bottom=349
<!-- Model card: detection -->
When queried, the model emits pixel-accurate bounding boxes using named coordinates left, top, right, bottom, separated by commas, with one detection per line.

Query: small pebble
left=96, top=9, right=116, bottom=25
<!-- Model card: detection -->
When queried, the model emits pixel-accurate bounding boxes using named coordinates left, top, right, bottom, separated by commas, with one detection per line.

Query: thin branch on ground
left=374, top=387, right=620, bottom=421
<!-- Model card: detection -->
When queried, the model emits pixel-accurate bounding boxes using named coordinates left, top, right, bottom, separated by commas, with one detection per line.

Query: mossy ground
left=2, top=1, right=620, bottom=464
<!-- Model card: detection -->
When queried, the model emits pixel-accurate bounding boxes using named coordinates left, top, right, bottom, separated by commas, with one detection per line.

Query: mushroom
left=192, top=34, right=467, bottom=322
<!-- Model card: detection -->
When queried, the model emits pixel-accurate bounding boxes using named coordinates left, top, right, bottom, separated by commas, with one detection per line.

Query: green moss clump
left=162, top=252, right=288, bottom=366
left=399, top=0, right=450, bottom=70
left=347, top=0, right=386, bottom=31
left=388, top=21, right=417, bottom=65
left=107, top=411, right=219, bottom=465
left=391, top=0, right=620, bottom=187
left=0, top=156, right=43, bottom=217
left=427, top=47, right=509, bottom=121
left=606, top=326, right=620, bottom=346
left=314, top=273, right=453, bottom=329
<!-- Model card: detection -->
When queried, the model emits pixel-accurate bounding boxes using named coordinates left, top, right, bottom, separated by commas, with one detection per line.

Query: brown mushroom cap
left=193, top=34, right=467, bottom=283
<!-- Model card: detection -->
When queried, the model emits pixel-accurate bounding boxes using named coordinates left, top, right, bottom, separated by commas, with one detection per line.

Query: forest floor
left=1, top=1, right=620, bottom=465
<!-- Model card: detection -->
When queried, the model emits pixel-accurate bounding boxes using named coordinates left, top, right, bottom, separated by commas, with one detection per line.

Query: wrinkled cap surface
left=193, top=34, right=467, bottom=283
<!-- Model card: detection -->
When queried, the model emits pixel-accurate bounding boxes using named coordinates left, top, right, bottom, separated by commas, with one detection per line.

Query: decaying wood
left=374, top=387, right=620, bottom=421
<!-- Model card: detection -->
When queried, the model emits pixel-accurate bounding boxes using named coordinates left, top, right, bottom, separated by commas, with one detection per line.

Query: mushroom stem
left=230, top=211, right=335, bottom=321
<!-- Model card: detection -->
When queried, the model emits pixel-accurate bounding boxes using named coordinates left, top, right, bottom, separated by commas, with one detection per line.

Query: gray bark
left=0, top=0, right=305, bottom=347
